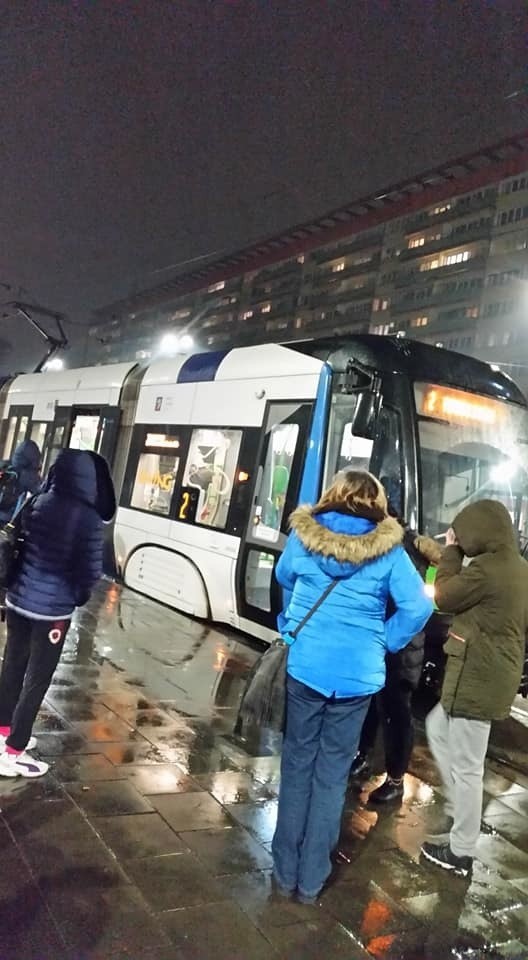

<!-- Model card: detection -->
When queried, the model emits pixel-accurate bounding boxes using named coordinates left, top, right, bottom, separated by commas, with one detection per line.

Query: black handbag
left=235, top=578, right=339, bottom=738
left=0, top=496, right=33, bottom=590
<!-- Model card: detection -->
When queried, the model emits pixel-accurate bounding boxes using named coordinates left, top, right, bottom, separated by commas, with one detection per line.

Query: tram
left=0, top=336, right=527, bottom=652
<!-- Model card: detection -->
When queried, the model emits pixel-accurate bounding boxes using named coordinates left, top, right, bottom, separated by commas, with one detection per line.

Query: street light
left=159, top=332, right=195, bottom=355
left=42, top=357, right=65, bottom=372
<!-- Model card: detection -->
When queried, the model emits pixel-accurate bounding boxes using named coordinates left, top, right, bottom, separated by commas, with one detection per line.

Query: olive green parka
left=435, top=499, right=528, bottom=721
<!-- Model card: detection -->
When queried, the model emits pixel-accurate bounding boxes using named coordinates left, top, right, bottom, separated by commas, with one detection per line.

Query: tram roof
left=289, top=335, right=528, bottom=408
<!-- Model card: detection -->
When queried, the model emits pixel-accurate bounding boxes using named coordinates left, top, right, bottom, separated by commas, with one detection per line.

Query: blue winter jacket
left=276, top=506, right=433, bottom=698
left=7, top=449, right=116, bottom=619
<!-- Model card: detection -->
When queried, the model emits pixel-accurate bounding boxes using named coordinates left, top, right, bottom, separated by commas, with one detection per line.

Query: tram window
left=245, top=550, right=274, bottom=611
left=3, top=416, right=17, bottom=458
left=47, top=426, right=65, bottom=467
left=182, top=428, right=242, bottom=529
left=374, top=407, right=404, bottom=516
left=252, top=419, right=300, bottom=543
left=69, top=414, right=100, bottom=451
left=324, top=393, right=373, bottom=485
left=30, top=422, right=47, bottom=451
left=131, top=432, right=181, bottom=516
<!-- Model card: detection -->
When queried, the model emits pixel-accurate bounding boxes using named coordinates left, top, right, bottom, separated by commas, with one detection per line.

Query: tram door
left=237, top=401, right=313, bottom=630
left=44, top=405, right=121, bottom=473
left=1, top=405, right=33, bottom=459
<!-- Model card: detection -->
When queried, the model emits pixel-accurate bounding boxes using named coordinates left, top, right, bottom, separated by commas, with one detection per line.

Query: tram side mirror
left=352, top=391, right=381, bottom=440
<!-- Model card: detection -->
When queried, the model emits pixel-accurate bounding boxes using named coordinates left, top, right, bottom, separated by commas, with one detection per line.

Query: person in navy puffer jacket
left=0, top=439, right=42, bottom=526
left=0, top=448, right=115, bottom=778
left=271, top=469, right=433, bottom=904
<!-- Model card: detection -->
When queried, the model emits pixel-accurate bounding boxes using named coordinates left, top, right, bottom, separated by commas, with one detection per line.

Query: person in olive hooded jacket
left=421, top=499, right=528, bottom=877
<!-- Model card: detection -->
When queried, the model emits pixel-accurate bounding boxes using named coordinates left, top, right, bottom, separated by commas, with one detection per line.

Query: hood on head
left=289, top=505, right=403, bottom=577
left=452, top=499, right=516, bottom=556
left=12, top=440, right=41, bottom=472
left=48, top=449, right=116, bottom=521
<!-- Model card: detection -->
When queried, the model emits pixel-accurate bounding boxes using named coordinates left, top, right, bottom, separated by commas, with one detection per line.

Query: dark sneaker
left=369, top=777, right=404, bottom=804
left=421, top=841, right=472, bottom=877
left=349, top=752, right=370, bottom=778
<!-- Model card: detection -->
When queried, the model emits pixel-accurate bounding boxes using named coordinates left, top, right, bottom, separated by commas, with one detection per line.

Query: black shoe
left=349, top=752, right=370, bottom=778
left=421, top=841, right=473, bottom=878
left=369, top=777, right=404, bottom=804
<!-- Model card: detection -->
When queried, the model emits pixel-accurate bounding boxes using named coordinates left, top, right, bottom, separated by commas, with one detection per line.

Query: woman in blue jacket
left=0, top=448, right=115, bottom=778
left=272, top=469, right=432, bottom=903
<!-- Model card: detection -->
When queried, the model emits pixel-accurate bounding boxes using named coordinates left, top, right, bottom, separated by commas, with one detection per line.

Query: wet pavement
left=0, top=582, right=527, bottom=959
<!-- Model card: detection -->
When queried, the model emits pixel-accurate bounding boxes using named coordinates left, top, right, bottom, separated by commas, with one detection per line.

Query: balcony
left=435, top=311, right=479, bottom=334
left=252, top=259, right=303, bottom=283
left=404, top=191, right=497, bottom=234
left=391, top=283, right=483, bottom=315
left=399, top=222, right=492, bottom=262
left=250, top=281, right=300, bottom=304
left=310, top=281, right=376, bottom=309
left=394, top=255, right=486, bottom=288
left=313, top=231, right=384, bottom=265
left=313, top=254, right=380, bottom=287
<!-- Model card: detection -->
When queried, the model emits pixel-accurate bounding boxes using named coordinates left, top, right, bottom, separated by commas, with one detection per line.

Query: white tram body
left=115, top=345, right=323, bottom=642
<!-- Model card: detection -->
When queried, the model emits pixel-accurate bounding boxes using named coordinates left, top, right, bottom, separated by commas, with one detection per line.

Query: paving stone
left=47, top=753, right=127, bottom=782
left=180, top=826, right=273, bottom=875
left=149, top=791, right=233, bottom=831
left=95, top=812, right=186, bottom=859
left=160, top=899, right=277, bottom=959
left=114, top=762, right=201, bottom=795
left=125, top=852, right=228, bottom=911
left=225, top=800, right=278, bottom=844
left=66, top=779, right=154, bottom=816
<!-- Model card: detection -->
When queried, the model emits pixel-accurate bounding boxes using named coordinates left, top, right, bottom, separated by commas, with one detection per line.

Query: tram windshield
left=416, top=383, right=528, bottom=546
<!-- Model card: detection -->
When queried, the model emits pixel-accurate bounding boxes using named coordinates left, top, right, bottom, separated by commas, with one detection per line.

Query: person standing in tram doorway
left=0, top=439, right=42, bottom=526
left=271, top=470, right=433, bottom=903
left=0, top=449, right=115, bottom=777
left=349, top=478, right=443, bottom=803
left=422, top=500, right=528, bottom=877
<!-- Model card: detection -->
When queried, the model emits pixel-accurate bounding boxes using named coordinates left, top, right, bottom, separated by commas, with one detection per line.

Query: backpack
left=0, top=462, right=20, bottom=518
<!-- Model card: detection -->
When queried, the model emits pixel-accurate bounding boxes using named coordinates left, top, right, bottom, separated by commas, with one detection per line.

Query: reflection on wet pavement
left=0, top=580, right=526, bottom=958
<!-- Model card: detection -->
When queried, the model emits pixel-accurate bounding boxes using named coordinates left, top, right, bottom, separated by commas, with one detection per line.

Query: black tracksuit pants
left=0, top=609, right=70, bottom=750
left=359, top=678, right=414, bottom=780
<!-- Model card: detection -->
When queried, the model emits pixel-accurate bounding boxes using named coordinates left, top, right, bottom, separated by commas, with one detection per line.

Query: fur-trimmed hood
left=289, top=505, right=403, bottom=576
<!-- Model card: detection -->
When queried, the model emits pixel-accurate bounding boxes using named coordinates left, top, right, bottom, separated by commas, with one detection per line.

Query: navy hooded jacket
left=7, top=449, right=116, bottom=620
left=276, top=506, right=433, bottom=698
left=0, top=440, right=42, bottom=525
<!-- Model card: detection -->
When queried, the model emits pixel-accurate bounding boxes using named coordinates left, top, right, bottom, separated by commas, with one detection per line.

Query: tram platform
left=0, top=582, right=527, bottom=960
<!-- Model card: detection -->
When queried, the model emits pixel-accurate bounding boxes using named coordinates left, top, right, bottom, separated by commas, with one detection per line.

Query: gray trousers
left=426, top=702, right=491, bottom=858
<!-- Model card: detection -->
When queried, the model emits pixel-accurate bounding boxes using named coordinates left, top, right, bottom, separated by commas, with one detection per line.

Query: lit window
left=332, top=261, right=346, bottom=272
left=408, top=236, right=425, bottom=249
left=465, top=306, right=479, bottom=319
left=373, top=298, right=380, bottom=311
left=294, top=317, right=303, bottom=329
left=297, top=255, right=305, bottom=264
left=430, top=203, right=452, bottom=216
left=261, top=304, right=272, bottom=314
left=131, top=432, right=181, bottom=516
left=208, top=280, right=225, bottom=293
left=435, top=341, right=444, bottom=348
left=412, top=316, right=429, bottom=327
left=182, top=428, right=242, bottom=529
left=380, top=299, right=389, bottom=311
left=242, top=310, right=254, bottom=320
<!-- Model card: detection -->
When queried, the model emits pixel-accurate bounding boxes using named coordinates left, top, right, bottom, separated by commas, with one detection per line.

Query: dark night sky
left=0, top=1, right=526, bottom=371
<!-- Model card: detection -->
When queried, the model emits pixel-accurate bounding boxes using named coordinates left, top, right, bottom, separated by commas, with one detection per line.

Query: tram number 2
left=177, top=486, right=199, bottom=523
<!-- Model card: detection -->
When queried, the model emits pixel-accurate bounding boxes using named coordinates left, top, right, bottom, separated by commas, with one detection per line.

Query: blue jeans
left=272, top=675, right=371, bottom=898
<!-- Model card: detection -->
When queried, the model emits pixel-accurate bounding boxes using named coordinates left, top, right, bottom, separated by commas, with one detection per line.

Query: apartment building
left=87, top=132, right=528, bottom=391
